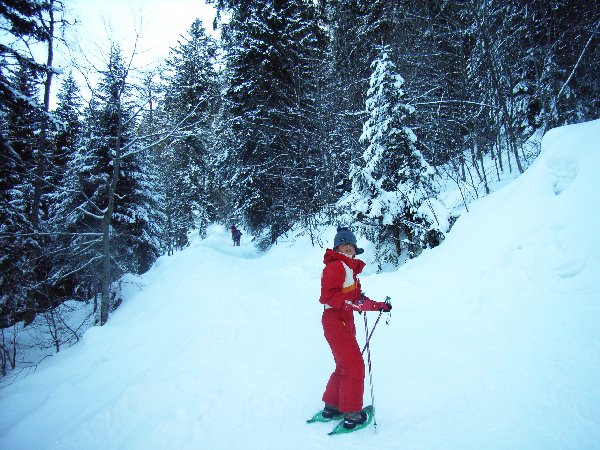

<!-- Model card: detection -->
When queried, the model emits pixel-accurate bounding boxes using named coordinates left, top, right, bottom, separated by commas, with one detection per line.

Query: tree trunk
left=475, top=136, right=489, bottom=194
left=32, top=2, right=55, bottom=229
left=100, top=98, right=123, bottom=325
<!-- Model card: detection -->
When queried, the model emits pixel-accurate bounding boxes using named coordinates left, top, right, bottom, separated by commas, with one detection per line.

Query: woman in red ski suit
left=319, top=227, right=391, bottom=428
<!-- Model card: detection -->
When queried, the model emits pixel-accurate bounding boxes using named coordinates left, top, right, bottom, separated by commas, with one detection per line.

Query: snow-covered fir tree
left=51, top=45, right=160, bottom=324
left=0, top=63, right=42, bottom=325
left=52, top=72, right=83, bottom=183
left=213, top=0, right=326, bottom=247
left=158, top=18, right=220, bottom=249
left=342, top=46, right=440, bottom=269
left=0, top=0, right=69, bottom=330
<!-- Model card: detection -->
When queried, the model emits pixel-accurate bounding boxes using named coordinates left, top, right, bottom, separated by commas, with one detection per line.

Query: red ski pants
left=321, top=309, right=365, bottom=413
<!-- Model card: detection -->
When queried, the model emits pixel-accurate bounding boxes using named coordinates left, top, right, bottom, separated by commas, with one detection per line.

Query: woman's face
left=337, top=243, right=356, bottom=258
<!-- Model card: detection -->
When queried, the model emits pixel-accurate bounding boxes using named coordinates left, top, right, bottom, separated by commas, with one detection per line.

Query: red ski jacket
left=320, top=249, right=388, bottom=314
left=319, top=249, right=365, bottom=311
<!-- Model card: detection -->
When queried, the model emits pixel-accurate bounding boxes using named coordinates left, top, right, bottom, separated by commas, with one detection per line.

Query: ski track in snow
left=1, top=120, right=600, bottom=449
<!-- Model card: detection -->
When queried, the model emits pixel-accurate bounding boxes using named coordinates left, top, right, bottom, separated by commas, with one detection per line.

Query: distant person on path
left=230, top=225, right=242, bottom=246
left=318, top=227, right=391, bottom=429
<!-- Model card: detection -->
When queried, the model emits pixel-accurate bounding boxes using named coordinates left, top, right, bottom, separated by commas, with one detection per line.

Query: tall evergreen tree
left=319, top=0, right=406, bottom=177
left=53, top=45, right=159, bottom=324
left=214, top=0, right=326, bottom=246
left=0, top=0, right=52, bottom=109
left=321, top=0, right=375, bottom=184
left=1, top=0, right=68, bottom=330
left=52, top=73, right=82, bottom=185
left=344, top=47, right=438, bottom=268
left=0, top=63, right=41, bottom=326
left=160, top=18, right=220, bottom=248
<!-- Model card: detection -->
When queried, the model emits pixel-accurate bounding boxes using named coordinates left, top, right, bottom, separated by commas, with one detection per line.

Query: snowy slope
left=1, top=120, right=599, bottom=449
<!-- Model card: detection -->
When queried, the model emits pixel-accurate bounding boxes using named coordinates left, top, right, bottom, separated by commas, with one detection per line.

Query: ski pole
left=361, top=311, right=382, bottom=355
left=363, top=312, right=377, bottom=430
left=361, top=296, right=391, bottom=355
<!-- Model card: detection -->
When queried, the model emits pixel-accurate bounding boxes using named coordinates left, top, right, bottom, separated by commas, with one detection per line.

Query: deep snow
left=1, top=120, right=599, bottom=449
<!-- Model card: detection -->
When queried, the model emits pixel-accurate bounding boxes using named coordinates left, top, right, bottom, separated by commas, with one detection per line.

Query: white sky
left=0, top=0, right=218, bottom=106
left=54, top=0, right=217, bottom=102
left=67, top=0, right=217, bottom=65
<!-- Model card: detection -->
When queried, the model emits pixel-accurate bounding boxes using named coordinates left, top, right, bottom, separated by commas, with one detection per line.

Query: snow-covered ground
left=1, top=119, right=599, bottom=449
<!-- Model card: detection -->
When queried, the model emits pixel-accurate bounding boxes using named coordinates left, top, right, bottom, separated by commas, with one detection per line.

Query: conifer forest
left=1, top=0, right=599, bottom=373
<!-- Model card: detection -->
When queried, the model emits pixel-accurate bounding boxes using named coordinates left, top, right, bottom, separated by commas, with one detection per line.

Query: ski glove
left=344, top=297, right=391, bottom=313
left=371, top=300, right=392, bottom=312
left=379, top=302, right=392, bottom=312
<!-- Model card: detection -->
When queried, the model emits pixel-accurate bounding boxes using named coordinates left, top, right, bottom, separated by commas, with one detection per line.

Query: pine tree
left=214, top=0, right=326, bottom=246
left=345, top=47, right=438, bottom=268
left=159, top=18, right=220, bottom=248
left=53, top=73, right=83, bottom=180
left=0, top=0, right=73, bottom=335
left=53, top=45, right=159, bottom=324
left=0, top=0, right=51, bottom=109
left=0, top=63, right=42, bottom=325
left=322, top=0, right=375, bottom=187
left=321, top=0, right=403, bottom=178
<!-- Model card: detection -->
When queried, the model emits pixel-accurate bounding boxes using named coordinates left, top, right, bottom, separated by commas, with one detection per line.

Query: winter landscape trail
left=1, top=119, right=600, bottom=449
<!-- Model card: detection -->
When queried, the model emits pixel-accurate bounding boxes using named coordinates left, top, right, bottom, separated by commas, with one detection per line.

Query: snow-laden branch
left=0, top=232, right=102, bottom=239
left=76, top=205, right=104, bottom=221
left=414, top=100, right=500, bottom=110
left=121, top=100, right=205, bottom=159
left=51, top=255, right=103, bottom=282
left=79, top=189, right=106, bottom=216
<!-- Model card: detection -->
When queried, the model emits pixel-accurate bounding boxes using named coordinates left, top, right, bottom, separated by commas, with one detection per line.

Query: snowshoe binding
left=307, top=405, right=343, bottom=423
left=328, top=405, right=374, bottom=435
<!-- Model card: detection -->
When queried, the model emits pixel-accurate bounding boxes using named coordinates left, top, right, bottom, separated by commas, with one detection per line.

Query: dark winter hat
left=333, top=227, right=364, bottom=255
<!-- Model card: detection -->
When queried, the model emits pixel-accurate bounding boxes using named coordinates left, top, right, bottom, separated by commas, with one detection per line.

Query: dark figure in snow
left=318, top=227, right=391, bottom=429
left=230, top=225, right=242, bottom=246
